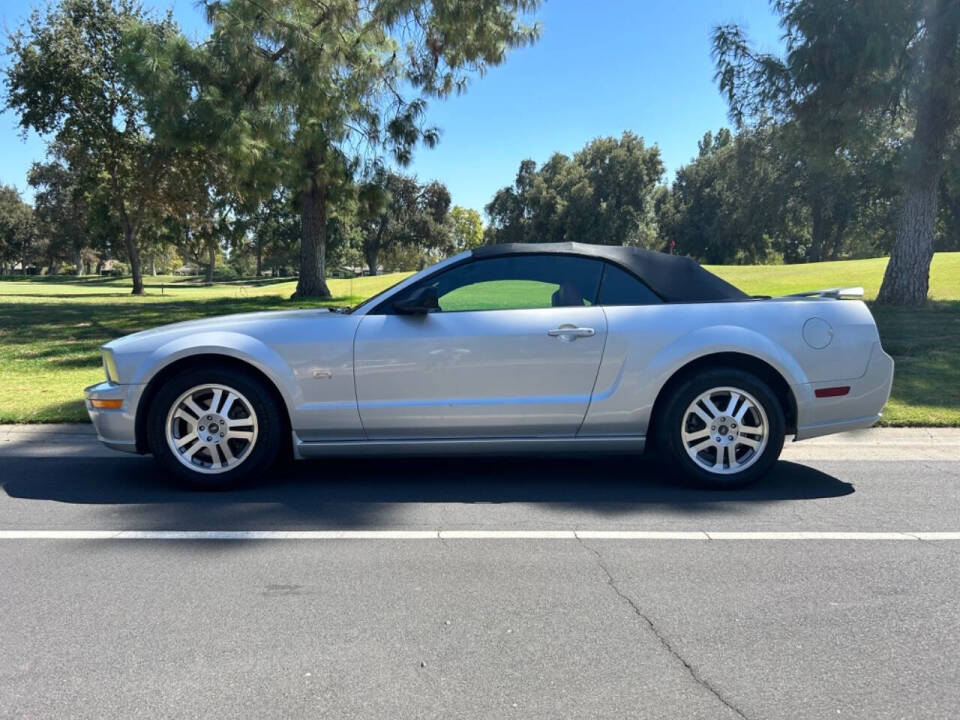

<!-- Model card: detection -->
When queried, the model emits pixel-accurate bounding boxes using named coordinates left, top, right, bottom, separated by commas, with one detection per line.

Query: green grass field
left=1, top=253, right=958, bottom=426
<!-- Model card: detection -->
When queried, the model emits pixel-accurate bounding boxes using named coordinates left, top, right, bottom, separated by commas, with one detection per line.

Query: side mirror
left=393, top=285, right=439, bottom=315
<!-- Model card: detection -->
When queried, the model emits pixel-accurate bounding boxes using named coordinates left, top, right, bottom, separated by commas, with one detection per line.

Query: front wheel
left=656, top=368, right=785, bottom=489
left=146, top=367, right=284, bottom=489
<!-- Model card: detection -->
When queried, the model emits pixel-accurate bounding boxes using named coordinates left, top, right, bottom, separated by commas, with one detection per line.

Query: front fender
left=132, top=331, right=303, bottom=415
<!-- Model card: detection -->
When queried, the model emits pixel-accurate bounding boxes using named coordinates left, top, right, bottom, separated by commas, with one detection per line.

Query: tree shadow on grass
left=13, top=399, right=90, bottom=423
left=871, top=300, right=960, bottom=414
left=0, top=453, right=852, bottom=531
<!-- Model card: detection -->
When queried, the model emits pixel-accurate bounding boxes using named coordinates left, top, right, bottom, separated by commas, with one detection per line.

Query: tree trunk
left=256, top=237, right=262, bottom=277
left=877, top=175, right=939, bottom=305
left=809, top=194, right=825, bottom=263
left=365, top=245, right=379, bottom=276
left=150, top=255, right=157, bottom=276
left=122, top=223, right=144, bottom=295
left=877, top=0, right=959, bottom=305
left=75, top=246, right=84, bottom=276
left=206, top=243, right=215, bottom=283
left=293, top=179, right=331, bottom=298
left=830, top=219, right=848, bottom=260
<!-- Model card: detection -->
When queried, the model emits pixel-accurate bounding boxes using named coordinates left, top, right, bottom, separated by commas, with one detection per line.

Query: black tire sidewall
left=146, top=367, right=284, bottom=489
left=657, top=368, right=785, bottom=489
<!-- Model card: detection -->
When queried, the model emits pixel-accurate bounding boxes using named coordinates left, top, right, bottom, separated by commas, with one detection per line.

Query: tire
left=655, top=367, right=785, bottom=489
left=146, top=367, right=284, bottom=489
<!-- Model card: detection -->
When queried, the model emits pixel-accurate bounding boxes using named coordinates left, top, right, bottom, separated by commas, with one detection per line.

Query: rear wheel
left=147, top=367, right=284, bottom=489
left=656, top=368, right=785, bottom=489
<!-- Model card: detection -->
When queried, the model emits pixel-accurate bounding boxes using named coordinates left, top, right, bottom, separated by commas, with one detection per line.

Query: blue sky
left=0, top=0, right=783, bottom=214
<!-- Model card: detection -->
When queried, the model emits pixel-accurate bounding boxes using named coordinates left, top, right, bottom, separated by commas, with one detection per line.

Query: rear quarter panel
left=580, top=299, right=881, bottom=436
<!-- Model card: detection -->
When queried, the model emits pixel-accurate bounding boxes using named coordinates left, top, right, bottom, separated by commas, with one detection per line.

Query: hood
left=104, top=308, right=348, bottom=353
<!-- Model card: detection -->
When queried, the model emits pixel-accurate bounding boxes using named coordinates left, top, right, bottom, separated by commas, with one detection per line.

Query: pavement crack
left=436, top=529, right=451, bottom=551
left=576, top=535, right=751, bottom=720
left=905, top=533, right=960, bottom=556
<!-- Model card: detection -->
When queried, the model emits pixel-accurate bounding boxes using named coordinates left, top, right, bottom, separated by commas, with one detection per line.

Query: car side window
left=597, top=263, right=662, bottom=306
left=388, top=255, right=605, bottom=313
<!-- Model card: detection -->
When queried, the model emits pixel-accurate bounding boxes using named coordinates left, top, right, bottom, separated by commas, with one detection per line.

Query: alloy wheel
left=679, top=386, right=769, bottom=475
left=164, top=383, right=259, bottom=474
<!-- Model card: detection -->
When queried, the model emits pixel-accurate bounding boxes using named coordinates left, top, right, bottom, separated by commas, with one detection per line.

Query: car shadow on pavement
left=0, top=454, right=853, bottom=529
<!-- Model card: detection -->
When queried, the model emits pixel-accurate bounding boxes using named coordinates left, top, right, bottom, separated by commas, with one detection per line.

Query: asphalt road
left=1, top=426, right=959, bottom=719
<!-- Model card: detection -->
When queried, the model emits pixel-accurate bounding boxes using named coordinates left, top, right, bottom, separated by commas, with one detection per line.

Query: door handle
left=547, top=325, right=596, bottom=341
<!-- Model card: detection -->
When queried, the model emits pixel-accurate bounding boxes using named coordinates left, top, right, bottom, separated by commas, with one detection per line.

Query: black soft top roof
left=471, top=242, right=748, bottom=303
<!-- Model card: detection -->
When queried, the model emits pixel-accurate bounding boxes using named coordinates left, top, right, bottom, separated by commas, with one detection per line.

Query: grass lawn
left=1, top=253, right=958, bottom=426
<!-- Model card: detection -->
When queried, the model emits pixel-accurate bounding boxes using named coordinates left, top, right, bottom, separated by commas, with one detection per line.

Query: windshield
left=348, top=275, right=411, bottom=314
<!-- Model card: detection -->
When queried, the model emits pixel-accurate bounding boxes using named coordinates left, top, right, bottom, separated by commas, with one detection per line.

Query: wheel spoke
left=227, top=429, right=254, bottom=441
left=713, top=445, right=726, bottom=469
left=682, top=428, right=711, bottom=443
left=688, top=437, right=713, bottom=453
left=724, top=392, right=740, bottom=416
left=208, top=388, right=223, bottom=414
left=691, top=405, right=714, bottom=425
left=173, top=409, right=196, bottom=427
left=183, top=441, right=203, bottom=459
left=182, top=397, right=205, bottom=419
left=220, top=392, right=237, bottom=418
left=737, top=436, right=760, bottom=449
left=702, top=397, right=723, bottom=419
left=734, top=400, right=752, bottom=423
left=219, top=441, right=236, bottom=464
left=175, top=432, right=198, bottom=448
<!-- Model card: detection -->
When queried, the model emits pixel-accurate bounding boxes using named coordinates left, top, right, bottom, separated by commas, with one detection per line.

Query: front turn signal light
left=90, top=399, right=123, bottom=410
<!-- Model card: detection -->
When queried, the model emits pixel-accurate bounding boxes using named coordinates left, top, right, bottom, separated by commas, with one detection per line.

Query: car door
left=353, top=254, right=608, bottom=439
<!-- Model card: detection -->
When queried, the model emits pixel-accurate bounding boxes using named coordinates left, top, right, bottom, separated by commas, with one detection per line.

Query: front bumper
left=794, top=342, right=895, bottom=441
left=84, top=381, right=146, bottom=454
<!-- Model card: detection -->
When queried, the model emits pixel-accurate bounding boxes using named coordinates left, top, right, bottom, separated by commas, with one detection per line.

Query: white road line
left=0, top=530, right=959, bottom=540
left=704, top=531, right=919, bottom=540
left=440, top=530, right=576, bottom=539
left=576, top=531, right=709, bottom=540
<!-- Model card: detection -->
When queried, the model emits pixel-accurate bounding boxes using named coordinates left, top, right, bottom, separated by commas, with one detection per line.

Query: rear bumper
left=83, top=381, right=146, bottom=454
left=794, top=342, right=894, bottom=441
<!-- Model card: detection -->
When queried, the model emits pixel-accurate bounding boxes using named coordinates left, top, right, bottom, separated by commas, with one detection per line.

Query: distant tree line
left=0, top=168, right=482, bottom=280
left=484, top=122, right=960, bottom=267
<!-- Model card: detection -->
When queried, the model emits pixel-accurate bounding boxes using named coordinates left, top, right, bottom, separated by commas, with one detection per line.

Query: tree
left=0, top=185, right=35, bottom=274
left=27, top=148, right=94, bottom=275
left=181, top=0, right=540, bottom=298
left=250, top=191, right=300, bottom=277
left=660, top=128, right=782, bottom=264
left=486, top=132, right=664, bottom=246
left=5, top=0, right=183, bottom=294
left=660, top=122, right=900, bottom=265
left=714, top=0, right=960, bottom=305
left=937, top=137, right=960, bottom=251
left=358, top=171, right=451, bottom=274
left=450, top=205, right=484, bottom=252
left=159, top=150, right=237, bottom=282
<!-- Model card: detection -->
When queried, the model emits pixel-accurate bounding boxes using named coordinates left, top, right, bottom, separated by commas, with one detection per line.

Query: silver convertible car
left=85, top=243, right=894, bottom=489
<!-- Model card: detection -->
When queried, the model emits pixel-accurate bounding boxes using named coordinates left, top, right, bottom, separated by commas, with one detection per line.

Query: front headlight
left=102, top=349, right=120, bottom=383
